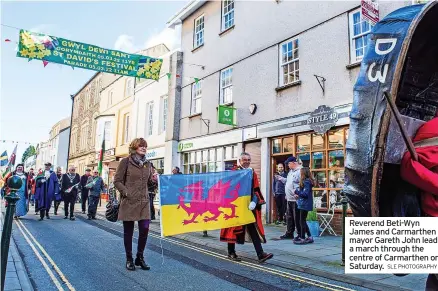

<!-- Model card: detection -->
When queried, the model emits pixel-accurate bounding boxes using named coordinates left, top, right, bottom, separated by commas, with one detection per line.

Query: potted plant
left=306, top=210, right=320, bottom=237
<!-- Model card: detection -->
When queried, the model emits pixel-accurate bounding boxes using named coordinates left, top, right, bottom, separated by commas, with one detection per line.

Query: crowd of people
left=1, top=136, right=318, bottom=272
left=2, top=162, right=110, bottom=221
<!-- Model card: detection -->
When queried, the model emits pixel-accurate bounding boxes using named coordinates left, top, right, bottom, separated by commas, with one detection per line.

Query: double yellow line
left=92, top=213, right=355, bottom=291
left=14, top=219, right=75, bottom=291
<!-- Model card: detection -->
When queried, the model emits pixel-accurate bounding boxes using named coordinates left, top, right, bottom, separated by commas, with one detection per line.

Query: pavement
left=1, top=205, right=34, bottom=291
left=2, top=201, right=429, bottom=291
left=10, top=209, right=370, bottom=291
left=99, top=204, right=427, bottom=291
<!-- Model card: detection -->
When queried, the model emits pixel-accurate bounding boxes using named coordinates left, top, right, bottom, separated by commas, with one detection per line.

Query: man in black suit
left=80, top=169, right=91, bottom=214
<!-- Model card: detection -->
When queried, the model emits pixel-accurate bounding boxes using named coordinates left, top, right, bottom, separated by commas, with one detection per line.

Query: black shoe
left=46, top=214, right=50, bottom=219
left=64, top=216, right=68, bottom=219
left=92, top=217, right=97, bottom=220
left=280, top=234, right=294, bottom=240
left=70, top=216, right=76, bottom=221
left=54, top=212, right=57, bottom=215
left=87, top=216, right=91, bottom=220
left=135, top=256, right=150, bottom=270
left=126, top=259, right=135, bottom=271
left=39, top=218, right=44, bottom=221
left=258, top=253, right=273, bottom=263
left=227, top=252, right=242, bottom=262
left=82, top=211, right=85, bottom=214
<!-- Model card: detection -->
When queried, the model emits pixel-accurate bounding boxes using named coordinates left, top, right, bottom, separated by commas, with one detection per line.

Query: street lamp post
left=1, top=176, right=22, bottom=291
left=340, top=194, right=348, bottom=266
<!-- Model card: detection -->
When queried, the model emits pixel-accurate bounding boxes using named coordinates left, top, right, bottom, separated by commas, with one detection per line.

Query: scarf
left=132, top=154, right=148, bottom=167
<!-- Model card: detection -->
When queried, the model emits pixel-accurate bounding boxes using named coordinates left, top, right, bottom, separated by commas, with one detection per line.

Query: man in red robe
left=220, top=152, right=273, bottom=263
left=400, top=117, right=438, bottom=290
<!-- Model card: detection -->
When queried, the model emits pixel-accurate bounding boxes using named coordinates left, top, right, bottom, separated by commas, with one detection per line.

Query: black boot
left=46, top=212, right=50, bottom=219
left=135, top=254, right=150, bottom=270
left=126, top=257, right=135, bottom=271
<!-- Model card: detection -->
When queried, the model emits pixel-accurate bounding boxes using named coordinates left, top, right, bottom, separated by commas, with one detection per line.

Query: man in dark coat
left=86, top=170, right=104, bottom=220
left=80, top=169, right=91, bottom=214
left=34, top=162, right=58, bottom=221
left=61, top=165, right=81, bottom=220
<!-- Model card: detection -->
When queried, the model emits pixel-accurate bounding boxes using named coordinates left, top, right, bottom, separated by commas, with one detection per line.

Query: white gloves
left=249, top=201, right=256, bottom=211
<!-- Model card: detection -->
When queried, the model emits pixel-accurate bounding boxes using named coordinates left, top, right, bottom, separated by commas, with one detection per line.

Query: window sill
left=191, top=44, right=204, bottom=53
left=346, top=62, right=361, bottom=69
left=216, top=102, right=234, bottom=109
left=188, top=113, right=202, bottom=119
left=219, top=25, right=235, bottom=37
left=275, top=80, right=302, bottom=92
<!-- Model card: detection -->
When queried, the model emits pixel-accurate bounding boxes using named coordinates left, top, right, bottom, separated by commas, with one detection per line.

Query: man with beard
left=61, top=165, right=81, bottom=220
left=80, top=168, right=91, bottom=214
left=35, top=162, right=59, bottom=221
left=54, top=167, right=63, bottom=215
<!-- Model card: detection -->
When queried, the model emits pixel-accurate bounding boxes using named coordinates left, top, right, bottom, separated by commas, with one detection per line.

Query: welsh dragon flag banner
left=158, top=169, right=255, bottom=237
left=16, top=29, right=163, bottom=80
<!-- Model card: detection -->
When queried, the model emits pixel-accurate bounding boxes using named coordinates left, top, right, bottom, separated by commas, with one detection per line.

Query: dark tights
left=298, top=209, right=311, bottom=239
left=123, top=220, right=150, bottom=259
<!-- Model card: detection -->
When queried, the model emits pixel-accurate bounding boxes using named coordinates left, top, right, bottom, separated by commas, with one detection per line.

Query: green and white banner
left=16, top=29, right=163, bottom=80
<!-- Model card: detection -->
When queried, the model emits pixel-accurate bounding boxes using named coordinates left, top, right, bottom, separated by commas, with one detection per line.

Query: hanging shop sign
left=16, top=30, right=163, bottom=80
left=146, top=147, right=165, bottom=159
left=218, top=105, right=236, bottom=126
left=178, top=142, right=194, bottom=152
left=307, top=105, right=339, bottom=134
left=361, top=0, right=379, bottom=25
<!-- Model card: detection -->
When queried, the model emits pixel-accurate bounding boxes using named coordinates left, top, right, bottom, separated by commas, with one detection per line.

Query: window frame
left=221, top=0, right=235, bottom=31
left=123, top=114, right=130, bottom=144
left=146, top=101, right=154, bottom=137
left=162, top=96, right=168, bottom=132
left=279, top=37, right=300, bottom=87
left=194, top=15, right=205, bottom=48
left=270, top=126, right=349, bottom=212
left=348, top=8, right=374, bottom=64
left=220, top=67, right=233, bottom=104
left=191, top=81, right=202, bottom=115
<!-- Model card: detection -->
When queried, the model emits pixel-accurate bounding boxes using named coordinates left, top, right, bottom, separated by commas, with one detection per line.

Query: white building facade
left=168, top=0, right=412, bottom=225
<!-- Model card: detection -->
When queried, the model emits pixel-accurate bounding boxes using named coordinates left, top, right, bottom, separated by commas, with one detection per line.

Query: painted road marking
left=15, top=220, right=65, bottom=291
left=16, top=219, right=76, bottom=291
left=91, top=214, right=354, bottom=291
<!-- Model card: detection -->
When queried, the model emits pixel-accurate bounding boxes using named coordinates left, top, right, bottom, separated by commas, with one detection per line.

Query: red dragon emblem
left=177, top=180, right=240, bottom=225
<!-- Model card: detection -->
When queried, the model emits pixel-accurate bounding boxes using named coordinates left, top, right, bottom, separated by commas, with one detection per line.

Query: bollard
left=340, top=195, right=349, bottom=266
left=1, top=176, right=22, bottom=291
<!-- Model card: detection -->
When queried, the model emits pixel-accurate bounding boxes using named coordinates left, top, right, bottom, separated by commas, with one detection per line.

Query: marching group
left=2, top=136, right=316, bottom=272
left=2, top=162, right=105, bottom=221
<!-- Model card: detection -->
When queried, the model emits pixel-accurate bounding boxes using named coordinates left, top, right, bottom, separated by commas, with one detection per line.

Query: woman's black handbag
left=105, top=184, right=119, bottom=222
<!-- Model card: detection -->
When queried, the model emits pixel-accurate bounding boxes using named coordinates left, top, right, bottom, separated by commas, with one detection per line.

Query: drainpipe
left=66, top=94, right=74, bottom=167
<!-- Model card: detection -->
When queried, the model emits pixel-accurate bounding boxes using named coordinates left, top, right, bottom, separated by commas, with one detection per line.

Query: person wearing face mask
left=86, top=169, right=104, bottom=220
left=114, top=138, right=158, bottom=271
left=4, top=164, right=29, bottom=219
left=34, top=162, right=58, bottom=221
left=220, top=152, right=273, bottom=263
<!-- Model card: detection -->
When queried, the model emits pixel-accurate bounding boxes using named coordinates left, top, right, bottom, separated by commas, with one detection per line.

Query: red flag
left=43, top=60, right=49, bottom=67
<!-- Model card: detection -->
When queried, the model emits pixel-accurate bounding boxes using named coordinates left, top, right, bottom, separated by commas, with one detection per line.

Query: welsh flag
left=97, top=136, right=105, bottom=175
left=2, top=145, right=17, bottom=178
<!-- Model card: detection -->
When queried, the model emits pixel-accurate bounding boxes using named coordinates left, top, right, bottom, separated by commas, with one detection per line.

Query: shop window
left=296, top=134, right=310, bottom=152
left=272, top=139, right=281, bottom=154
left=181, top=145, right=234, bottom=174
left=270, top=126, right=349, bottom=211
left=312, top=152, right=326, bottom=169
left=216, top=147, right=223, bottom=161
left=283, top=137, right=294, bottom=153
left=328, top=129, right=344, bottom=149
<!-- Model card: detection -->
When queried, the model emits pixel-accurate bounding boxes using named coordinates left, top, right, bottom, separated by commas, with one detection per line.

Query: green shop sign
left=17, top=30, right=163, bottom=80
left=218, top=105, right=236, bottom=126
left=178, top=142, right=194, bottom=152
